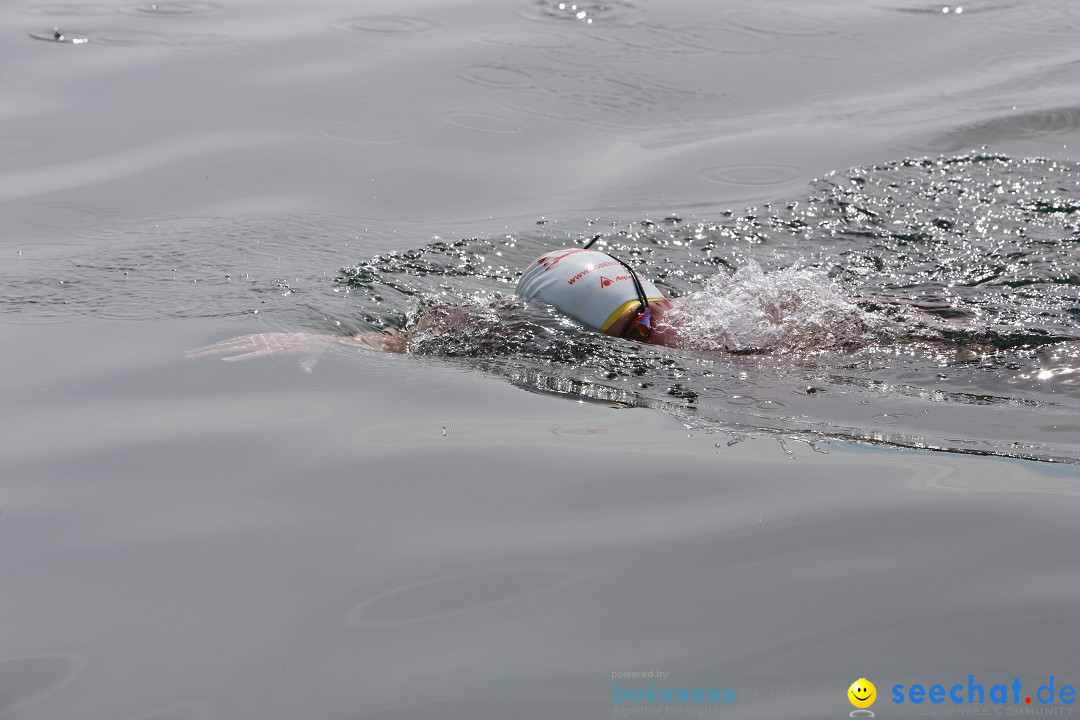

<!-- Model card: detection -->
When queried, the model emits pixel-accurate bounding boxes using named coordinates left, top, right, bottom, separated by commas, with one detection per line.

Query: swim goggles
left=583, top=236, right=653, bottom=340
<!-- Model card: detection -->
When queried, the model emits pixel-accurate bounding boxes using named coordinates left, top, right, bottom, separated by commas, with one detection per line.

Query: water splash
left=658, top=261, right=884, bottom=353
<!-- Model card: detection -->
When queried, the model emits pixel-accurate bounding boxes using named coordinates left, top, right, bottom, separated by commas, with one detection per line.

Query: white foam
left=658, top=261, right=882, bottom=353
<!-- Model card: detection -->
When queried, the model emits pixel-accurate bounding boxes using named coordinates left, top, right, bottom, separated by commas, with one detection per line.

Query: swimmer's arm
left=186, top=329, right=406, bottom=372
left=333, top=330, right=407, bottom=353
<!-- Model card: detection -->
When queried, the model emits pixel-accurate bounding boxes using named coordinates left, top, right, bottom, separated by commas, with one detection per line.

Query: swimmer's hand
left=186, top=331, right=404, bottom=372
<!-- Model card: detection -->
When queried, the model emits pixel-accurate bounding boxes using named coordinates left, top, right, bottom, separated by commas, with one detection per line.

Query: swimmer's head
left=515, top=248, right=664, bottom=336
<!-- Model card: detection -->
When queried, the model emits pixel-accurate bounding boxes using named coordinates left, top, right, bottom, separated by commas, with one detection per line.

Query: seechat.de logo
left=848, top=678, right=877, bottom=717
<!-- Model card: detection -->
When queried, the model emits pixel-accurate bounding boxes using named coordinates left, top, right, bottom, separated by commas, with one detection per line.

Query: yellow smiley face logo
left=848, top=678, right=876, bottom=708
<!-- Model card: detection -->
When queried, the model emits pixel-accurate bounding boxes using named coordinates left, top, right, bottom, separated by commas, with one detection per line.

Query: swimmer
left=187, top=238, right=888, bottom=369
left=187, top=239, right=684, bottom=367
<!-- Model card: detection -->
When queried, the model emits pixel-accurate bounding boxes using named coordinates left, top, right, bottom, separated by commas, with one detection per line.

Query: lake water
left=2, top=0, right=1079, bottom=718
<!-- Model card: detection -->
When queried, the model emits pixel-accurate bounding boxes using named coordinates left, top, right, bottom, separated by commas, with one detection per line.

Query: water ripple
left=433, top=110, right=524, bottom=135
left=347, top=570, right=568, bottom=626
left=28, top=28, right=90, bottom=43
left=21, top=3, right=117, bottom=15
left=166, top=34, right=252, bottom=53
left=694, top=164, right=808, bottom=188
left=928, top=106, right=1080, bottom=147
left=314, top=122, right=411, bottom=144
left=0, top=653, right=84, bottom=716
left=976, top=1, right=1080, bottom=34
left=882, top=2, right=1006, bottom=15
left=593, top=23, right=778, bottom=56
left=454, top=63, right=536, bottom=89
left=476, top=29, right=570, bottom=49
left=717, top=6, right=845, bottom=37
left=82, top=28, right=167, bottom=45
left=121, top=2, right=226, bottom=17
left=493, top=67, right=713, bottom=131
left=517, top=0, right=648, bottom=25
left=126, top=701, right=216, bottom=720
left=334, top=16, right=443, bottom=35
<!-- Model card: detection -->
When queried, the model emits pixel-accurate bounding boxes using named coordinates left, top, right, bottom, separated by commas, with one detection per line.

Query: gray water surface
left=2, top=0, right=1079, bottom=718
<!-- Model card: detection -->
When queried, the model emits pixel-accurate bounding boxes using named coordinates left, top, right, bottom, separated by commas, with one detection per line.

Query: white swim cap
left=516, top=248, right=664, bottom=333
